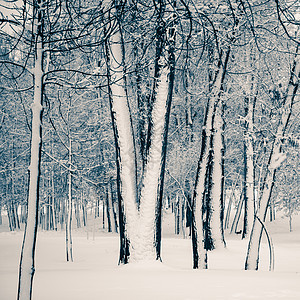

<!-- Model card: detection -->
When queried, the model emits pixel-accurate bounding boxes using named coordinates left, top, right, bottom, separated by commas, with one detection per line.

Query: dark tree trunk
left=105, top=185, right=112, bottom=232
left=110, top=179, right=119, bottom=233
left=155, top=4, right=176, bottom=260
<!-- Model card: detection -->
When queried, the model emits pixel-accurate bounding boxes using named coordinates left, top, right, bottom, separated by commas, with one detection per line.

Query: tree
left=245, top=42, right=299, bottom=270
left=191, top=0, right=239, bottom=268
left=103, top=0, right=179, bottom=263
left=241, top=46, right=257, bottom=239
left=17, top=1, right=45, bottom=299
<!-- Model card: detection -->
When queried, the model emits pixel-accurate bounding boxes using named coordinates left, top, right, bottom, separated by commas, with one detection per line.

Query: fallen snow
left=0, top=212, right=300, bottom=300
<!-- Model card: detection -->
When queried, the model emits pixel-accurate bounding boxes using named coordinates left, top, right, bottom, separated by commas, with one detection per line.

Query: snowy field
left=1, top=212, right=300, bottom=300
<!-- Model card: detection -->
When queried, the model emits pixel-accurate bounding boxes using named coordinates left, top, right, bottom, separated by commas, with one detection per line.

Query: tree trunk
left=208, top=101, right=226, bottom=248
left=289, top=214, right=292, bottom=232
left=104, top=3, right=138, bottom=263
left=105, top=0, right=175, bottom=263
left=192, top=48, right=230, bottom=269
left=109, top=179, right=118, bottom=233
left=224, top=176, right=239, bottom=230
left=17, top=1, right=44, bottom=298
left=82, top=191, right=87, bottom=227
left=155, top=10, right=176, bottom=259
left=242, top=48, right=257, bottom=239
left=138, top=54, right=173, bottom=261
left=105, top=185, right=112, bottom=232
left=231, top=191, right=243, bottom=234
left=66, top=140, right=73, bottom=262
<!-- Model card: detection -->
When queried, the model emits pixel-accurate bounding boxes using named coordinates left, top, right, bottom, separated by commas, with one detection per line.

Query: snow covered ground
left=0, top=211, right=300, bottom=300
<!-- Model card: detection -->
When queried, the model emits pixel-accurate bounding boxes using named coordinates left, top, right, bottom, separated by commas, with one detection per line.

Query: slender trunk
left=186, top=194, right=192, bottom=236
left=102, top=195, right=105, bottom=229
left=110, top=179, right=118, bottom=233
left=289, top=214, right=292, bottom=232
left=175, top=195, right=180, bottom=234
left=181, top=198, right=186, bottom=238
left=155, top=12, right=176, bottom=259
left=192, top=48, right=230, bottom=268
left=186, top=89, right=193, bottom=143
left=10, top=201, right=16, bottom=230
left=104, top=9, right=137, bottom=263
left=75, top=200, right=81, bottom=229
left=269, top=198, right=275, bottom=222
left=245, top=45, right=299, bottom=270
left=242, top=100, right=255, bottom=238
left=14, top=202, right=20, bottom=230
left=82, top=191, right=86, bottom=227
left=7, top=204, right=13, bottom=231
left=17, top=1, right=44, bottom=298
left=224, top=176, right=239, bottom=229
left=66, top=140, right=73, bottom=262
left=135, top=44, right=149, bottom=171
left=231, top=192, right=243, bottom=234
left=242, top=49, right=256, bottom=239
left=106, top=185, right=112, bottom=232
left=192, top=102, right=210, bottom=268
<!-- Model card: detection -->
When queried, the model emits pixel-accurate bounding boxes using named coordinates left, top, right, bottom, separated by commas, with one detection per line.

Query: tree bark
left=66, top=140, right=73, bottom=262
left=242, top=48, right=257, bottom=239
left=208, top=101, right=226, bottom=248
left=192, top=48, right=230, bottom=268
left=17, top=1, right=44, bottom=299
left=155, top=9, right=176, bottom=259
left=105, top=0, right=175, bottom=263
left=104, top=3, right=138, bottom=263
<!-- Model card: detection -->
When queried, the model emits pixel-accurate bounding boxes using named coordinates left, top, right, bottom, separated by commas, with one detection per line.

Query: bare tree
left=245, top=43, right=299, bottom=270
left=17, top=1, right=45, bottom=299
left=104, top=0, right=178, bottom=263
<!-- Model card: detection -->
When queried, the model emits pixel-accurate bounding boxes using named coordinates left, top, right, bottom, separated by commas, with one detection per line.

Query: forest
left=0, top=0, right=299, bottom=299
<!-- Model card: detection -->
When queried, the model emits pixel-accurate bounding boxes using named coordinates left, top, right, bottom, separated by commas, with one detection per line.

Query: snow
left=270, top=152, right=287, bottom=170
left=1, top=212, right=300, bottom=300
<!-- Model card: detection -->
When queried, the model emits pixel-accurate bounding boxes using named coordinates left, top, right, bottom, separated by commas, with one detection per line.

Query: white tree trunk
left=210, top=101, right=225, bottom=249
left=66, top=139, right=73, bottom=262
left=107, top=13, right=139, bottom=256
left=245, top=45, right=299, bottom=270
left=242, top=55, right=256, bottom=239
left=106, top=0, right=174, bottom=263
left=17, top=2, right=44, bottom=299
left=106, top=0, right=177, bottom=263
left=137, top=64, right=169, bottom=261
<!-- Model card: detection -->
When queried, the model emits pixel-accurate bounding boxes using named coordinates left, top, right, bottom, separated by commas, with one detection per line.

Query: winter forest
left=0, top=0, right=299, bottom=299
